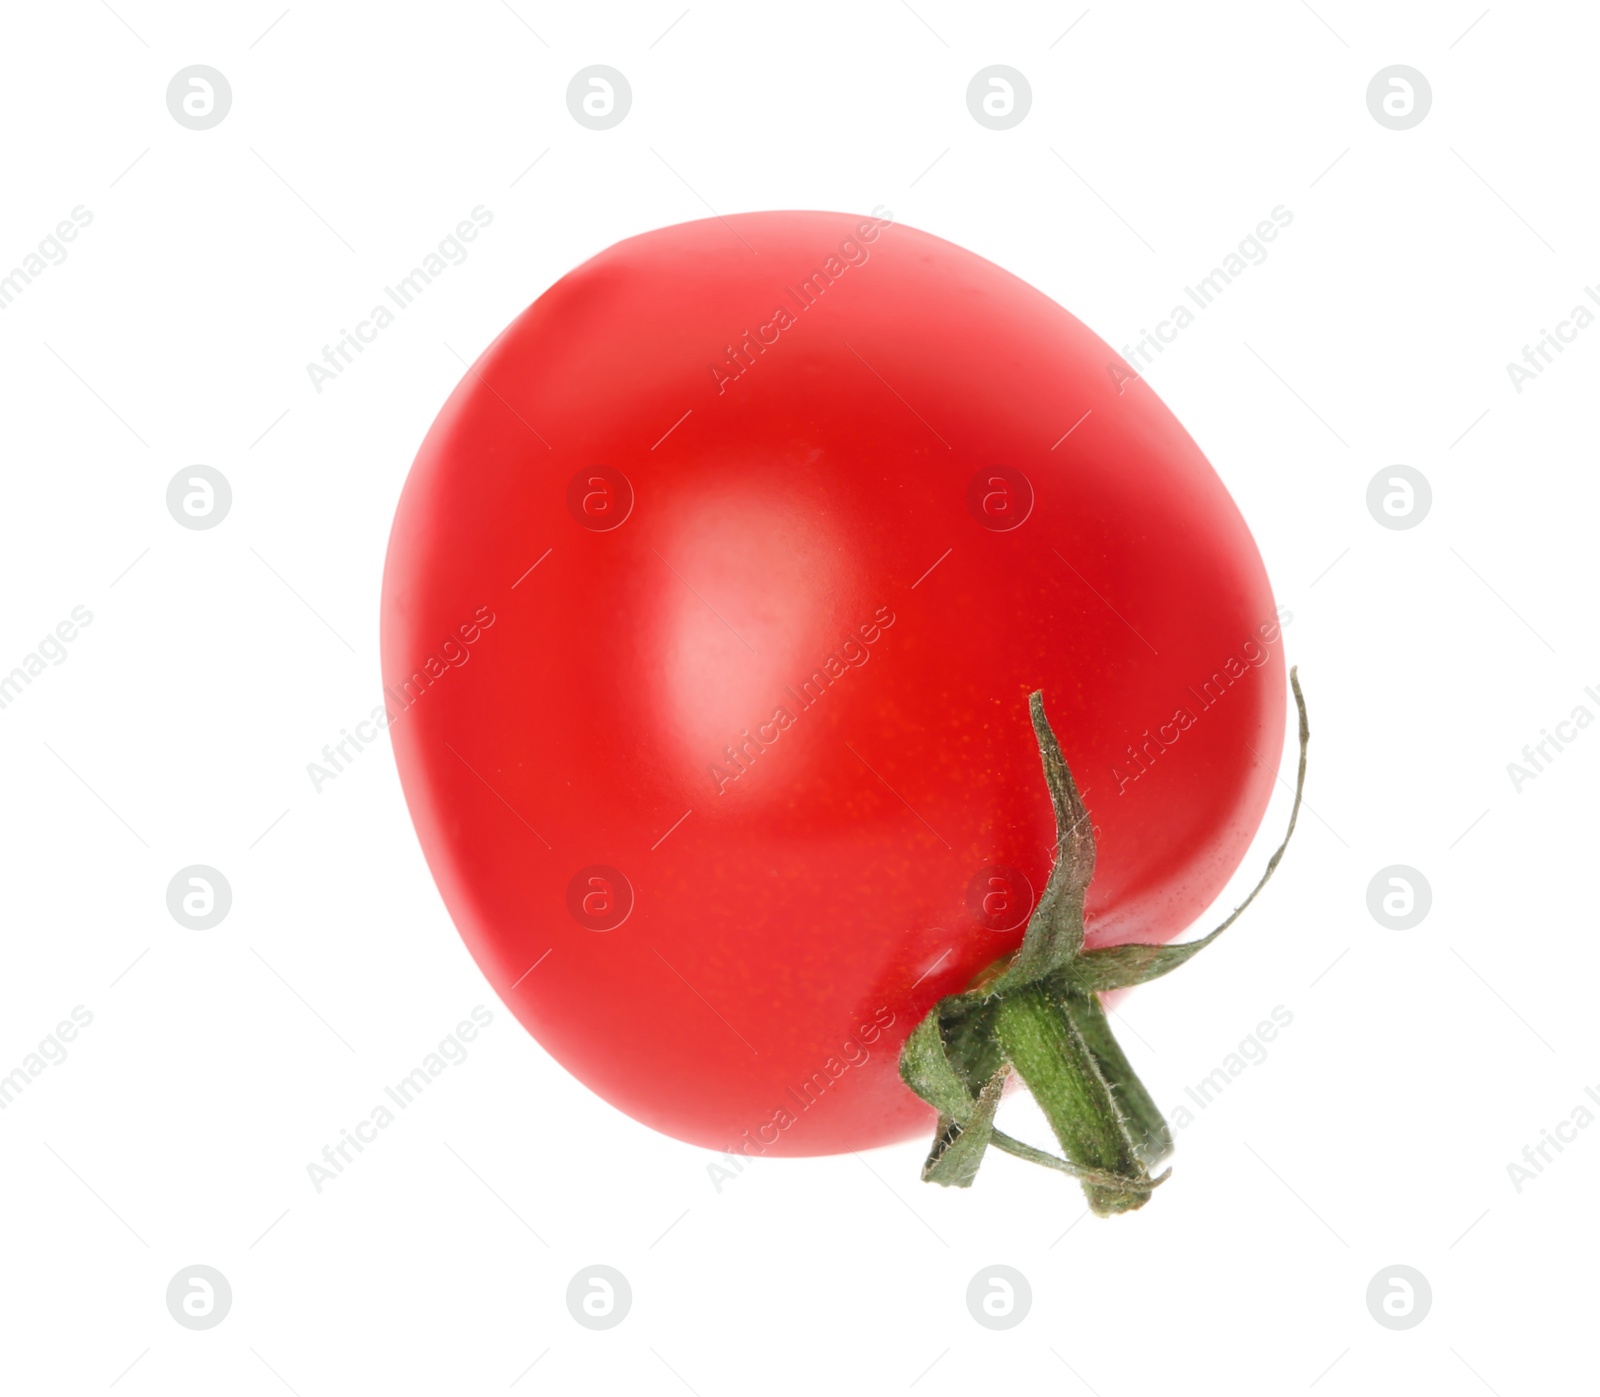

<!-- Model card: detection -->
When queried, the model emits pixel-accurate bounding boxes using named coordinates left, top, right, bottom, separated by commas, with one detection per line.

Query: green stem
left=994, top=983, right=1153, bottom=1215
left=1059, top=989, right=1173, bottom=1170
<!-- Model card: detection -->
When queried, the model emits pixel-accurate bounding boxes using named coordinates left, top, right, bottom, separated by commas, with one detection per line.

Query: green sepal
left=898, top=1007, right=979, bottom=1120
left=984, top=692, right=1096, bottom=997
left=919, top=1069, right=1006, bottom=1188
left=990, top=1129, right=1167, bottom=1192
left=900, top=1007, right=1006, bottom=1188
left=938, top=1000, right=1004, bottom=1093
left=1062, top=667, right=1309, bottom=998
left=1059, top=938, right=1216, bottom=994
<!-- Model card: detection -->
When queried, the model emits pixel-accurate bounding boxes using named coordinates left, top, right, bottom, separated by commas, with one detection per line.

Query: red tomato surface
left=380, top=210, right=1285, bottom=1157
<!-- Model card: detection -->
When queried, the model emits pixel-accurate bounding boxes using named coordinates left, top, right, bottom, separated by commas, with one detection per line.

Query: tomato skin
left=381, top=210, right=1285, bottom=1157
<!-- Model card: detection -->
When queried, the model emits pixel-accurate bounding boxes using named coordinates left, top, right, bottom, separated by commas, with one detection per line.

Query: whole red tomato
left=381, top=209, right=1285, bottom=1163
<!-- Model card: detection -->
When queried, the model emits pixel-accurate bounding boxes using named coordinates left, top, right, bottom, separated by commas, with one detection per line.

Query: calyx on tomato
left=900, top=668, right=1309, bottom=1215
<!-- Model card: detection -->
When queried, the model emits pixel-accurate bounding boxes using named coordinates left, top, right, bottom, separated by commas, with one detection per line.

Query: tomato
left=380, top=209, right=1285, bottom=1162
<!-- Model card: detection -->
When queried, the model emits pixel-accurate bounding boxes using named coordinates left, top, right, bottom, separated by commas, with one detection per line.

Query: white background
left=2, top=1, right=1595, bottom=1392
